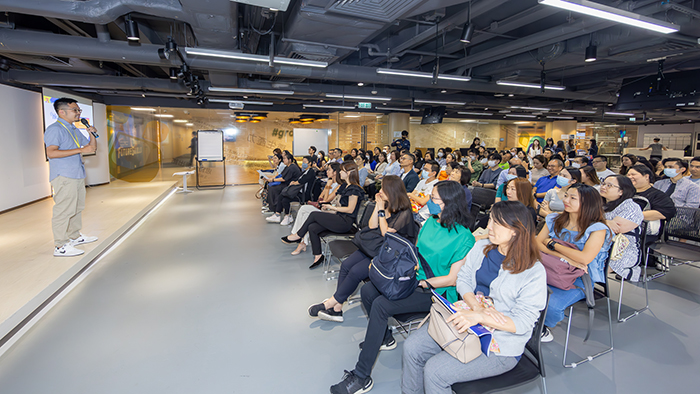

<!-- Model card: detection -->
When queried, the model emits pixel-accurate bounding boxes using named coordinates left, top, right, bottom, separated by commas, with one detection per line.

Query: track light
left=460, top=24, right=475, bottom=43
left=169, top=67, right=178, bottom=80
left=585, top=44, right=597, bottom=62
left=157, top=38, right=178, bottom=59
left=125, top=16, right=139, bottom=42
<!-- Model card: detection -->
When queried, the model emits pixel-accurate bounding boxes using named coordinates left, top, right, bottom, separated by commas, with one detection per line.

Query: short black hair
left=401, top=130, right=408, bottom=137
left=309, top=146, right=317, bottom=153
left=424, top=160, right=440, bottom=175
left=544, top=148, right=553, bottom=153
left=653, top=137, right=660, bottom=141
left=662, top=157, right=688, bottom=171
left=53, top=97, right=77, bottom=114
left=343, top=154, right=353, bottom=162
left=593, top=155, right=607, bottom=162
left=533, top=154, right=546, bottom=164
left=303, top=155, right=314, bottom=163
left=512, top=165, right=528, bottom=179
left=691, top=156, right=700, bottom=164
left=575, top=156, right=589, bottom=165
left=488, top=152, right=502, bottom=162
left=549, top=157, right=564, bottom=168
left=402, top=152, right=416, bottom=164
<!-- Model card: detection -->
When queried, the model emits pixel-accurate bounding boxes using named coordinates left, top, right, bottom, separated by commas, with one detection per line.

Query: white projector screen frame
left=292, top=128, right=329, bottom=157
left=197, top=130, right=224, bottom=161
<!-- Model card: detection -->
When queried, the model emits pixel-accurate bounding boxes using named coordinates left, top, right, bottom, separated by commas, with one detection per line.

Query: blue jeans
left=402, top=325, right=519, bottom=394
left=544, top=277, right=585, bottom=328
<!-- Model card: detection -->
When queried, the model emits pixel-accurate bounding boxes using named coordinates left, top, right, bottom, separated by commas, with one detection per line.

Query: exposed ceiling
left=0, top=0, right=699, bottom=125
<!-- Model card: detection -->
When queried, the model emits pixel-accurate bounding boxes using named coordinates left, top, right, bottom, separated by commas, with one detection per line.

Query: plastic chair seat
left=452, top=356, right=541, bottom=394
left=648, top=241, right=700, bottom=263
left=328, top=240, right=359, bottom=261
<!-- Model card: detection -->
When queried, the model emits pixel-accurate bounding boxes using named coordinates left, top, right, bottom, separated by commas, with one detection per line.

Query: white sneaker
left=541, top=327, right=554, bottom=343
left=70, top=234, right=98, bottom=246
left=266, top=214, right=281, bottom=223
left=54, top=243, right=85, bottom=257
left=280, top=215, right=294, bottom=226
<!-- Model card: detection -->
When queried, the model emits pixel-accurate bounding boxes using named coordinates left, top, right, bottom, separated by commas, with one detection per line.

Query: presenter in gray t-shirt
left=641, top=137, right=667, bottom=161
left=44, top=98, right=99, bottom=257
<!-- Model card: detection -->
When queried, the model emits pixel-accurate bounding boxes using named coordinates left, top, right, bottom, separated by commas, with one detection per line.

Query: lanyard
left=58, top=120, right=81, bottom=148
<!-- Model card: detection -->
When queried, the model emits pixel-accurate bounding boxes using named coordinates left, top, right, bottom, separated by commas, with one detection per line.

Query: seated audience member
left=505, top=177, right=538, bottom=224
left=448, top=164, right=473, bottom=209
left=516, top=150, right=529, bottom=169
left=495, top=165, right=527, bottom=203
left=371, top=151, right=388, bottom=178
left=499, top=152, right=512, bottom=170
left=284, top=162, right=365, bottom=269
left=637, top=156, right=655, bottom=174
left=571, top=155, right=589, bottom=169
left=424, top=151, right=435, bottom=164
left=650, top=158, right=664, bottom=180
left=367, top=150, right=400, bottom=199
left=355, top=155, right=371, bottom=187
left=308, top=176, right=416, bottom=322
left=314, top=150, right=327, bottom=170
left=265, top=152, right=301, bottom=222
left=440, top=161, right=461, bottom=181
left=344, top=154, right=354, bottom=163
left=472, top=152, right=503, bottom=189
left=496, top=157, right=523, bottom=188
left=436, top=148, right=447, bottom=167
left=534, top=157, right=564, bottom=203
left=539, top=166, right=581, bottom=218
left=399, top=153, right=420, bottom=193
left=600, top=175, right=644, bottom=281
left=537, top=184, right=611, bottom=342
left=529, top=155, right=549, bottom=185
left=262, top=152, right=284, bottom=182
left=619, top=154, right=637, bottom=176
left=330, top=181, right=475, bottom=394
left=686, top=156, right=700, bottom=186
left=402, top=201, right=546, bottom=394
left=465, top=149, right=483, bottom=183
left=350, top=148, right=359, bottom=159
left=269, top=156, right=317, bottom=226
left=409, top=161, right=440, bottom=224
left=580, top=165, right=601, bottom=191
left=592, top=155, right=615, bottom=181
left=285, top=163, right=343, bottom=255
left=627, top=164, right=676, bottom=247
left=653, top=158, right=700, bottom=208
left=543, top=148, right=553, bottom=162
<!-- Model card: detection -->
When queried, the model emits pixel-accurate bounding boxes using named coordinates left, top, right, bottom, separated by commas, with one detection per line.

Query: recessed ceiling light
left=441, top=89, right=447, bottom=93
left=325, top=94, right=391, bottom=101
left=357, top=82, right=364, bottom=86
left=414, top=99, right=466, bottom=105
left=496, top=80, right=566, bottom=90
left=511, top=106, right=551, bottom=111
left=154, top=114, right=174, bottom=118
left=508, top=94, right=515, bottom=97
left=131, top=107, right=157, bottom=111
left=185, top=123, right=194, bottom=126
left=173, top=119, right=188, bottom=123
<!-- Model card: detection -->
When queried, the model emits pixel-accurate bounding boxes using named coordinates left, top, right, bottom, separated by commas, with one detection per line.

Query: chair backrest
left=664, top=207, right=700, bottom=243
left=356, top=201, right=375, bottom=228
left=524, top=289, right=551, bottom=378
left=471, top=187, right=497, bottom=210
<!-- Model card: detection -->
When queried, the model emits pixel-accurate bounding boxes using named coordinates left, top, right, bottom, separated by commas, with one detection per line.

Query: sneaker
left=655, top=263, right=669, bottom=272
left=318, top=308, right=344, bottom=323
left=280, top=214, right=294, bottom=226
left=308, top=300, right=328, bottom=318
left=69, top=234, right=98, bottom=246
left=359, top=335, right=396, bottom=351
left=54, top=243, right=85, bottom=257
left=541, top=327, right=554, bottom=343
left=266, top=214, right=281, bottom=223
left=330, top=370, right=373, bottom=394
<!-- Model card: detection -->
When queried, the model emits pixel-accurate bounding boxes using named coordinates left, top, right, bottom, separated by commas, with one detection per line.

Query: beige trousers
left=50, top=176, right=86, bottom=247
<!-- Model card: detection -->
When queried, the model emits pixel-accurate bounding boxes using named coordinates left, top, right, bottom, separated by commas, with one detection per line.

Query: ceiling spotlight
left=585, top=44, right=597, bottom=62
left=357, top=82, right=364, bottom=86
left=460, top=23, right=475, bottom=43
left=157, top=38, right=178, bottom=60
left=169, top=67, right=178, bottom=80
left=440, top=89, right=447, bottom=93
left=125, top=16, right=139, bottom=42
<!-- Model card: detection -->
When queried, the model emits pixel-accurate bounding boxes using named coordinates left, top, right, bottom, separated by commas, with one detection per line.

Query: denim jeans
left=402, top=325, right=518, bottom=394
left=544, top=277, right=586, bottom=328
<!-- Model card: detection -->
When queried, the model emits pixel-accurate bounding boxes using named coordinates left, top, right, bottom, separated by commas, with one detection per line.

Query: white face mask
left=571, top=162, right=581, bottom=169
left=480, top=158, right=488, bottom=164
left=437, top=152, right=444, bottom=158
left=487, top=160, right=497, bottom=167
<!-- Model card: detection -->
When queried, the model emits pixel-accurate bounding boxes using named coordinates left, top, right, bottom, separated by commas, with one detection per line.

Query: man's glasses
left=66, top=108, right=83, bottom=113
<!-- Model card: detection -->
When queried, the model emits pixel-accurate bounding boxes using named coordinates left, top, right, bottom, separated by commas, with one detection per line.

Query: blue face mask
left=664, top=168, right=679, bottom=178
left=422, top=170, right=430, bottom=179
left=426, top=199, right=442, bottom=215
left=506, top=174, right=518, bottom=181
left=556, top=175, right=570, bottom=187
left=302, top=162, right=308, bottom=170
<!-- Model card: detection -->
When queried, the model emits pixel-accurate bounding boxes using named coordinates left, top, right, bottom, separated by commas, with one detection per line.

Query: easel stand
left=195, top=159, right=226, bottom=190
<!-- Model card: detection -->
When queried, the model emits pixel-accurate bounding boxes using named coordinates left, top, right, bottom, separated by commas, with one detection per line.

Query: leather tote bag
left=539, top=239, right=584, bottom=290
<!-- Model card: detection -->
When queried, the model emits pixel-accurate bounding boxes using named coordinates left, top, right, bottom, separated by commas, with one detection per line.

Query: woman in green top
left=330, top=180, right=476, bottom=394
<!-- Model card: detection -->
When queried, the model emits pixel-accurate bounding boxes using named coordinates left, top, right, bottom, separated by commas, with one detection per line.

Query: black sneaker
left=330, top=370, right=373, bottom=394
left=359, top=335, right=396, bottom=351
left=318, top=308, right=344, bottom=323
left=308, top=302, right=327, bottom=318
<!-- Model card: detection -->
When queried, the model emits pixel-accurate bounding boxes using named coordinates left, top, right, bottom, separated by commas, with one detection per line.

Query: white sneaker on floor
left=70, top=234, right=98, bottom=246
left=266, top=214, right=281, bottom=223
left=54, top=243, right=85, bottom=257
left=280, top=215, right=294, bottom=226
left=541, top=327, right=554, bottom=343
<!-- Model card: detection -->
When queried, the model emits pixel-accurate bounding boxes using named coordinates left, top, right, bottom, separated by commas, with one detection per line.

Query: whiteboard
left=197, top=130, right=224, bottom=161
left=292, top=128, right=329, bottom=157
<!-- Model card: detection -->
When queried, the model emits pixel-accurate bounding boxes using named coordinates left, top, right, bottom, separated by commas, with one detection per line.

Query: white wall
left=0, top=84, right=51, bottom=212
left=84, top=102, right=110, bottom=185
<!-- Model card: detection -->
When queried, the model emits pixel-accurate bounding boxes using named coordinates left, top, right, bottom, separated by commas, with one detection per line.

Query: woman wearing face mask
left=465, top=148, right=483, bottom=183
left=436, top=148, right=447, bottom=167
left=330, top=181, right=475, bottom=394
left=529, top=155, right=549, bottom=185
left=285, top=162, right=343, bottom=255
left=495, top=165, right=527, bottom=203
left=580, top=165, right=601, bottom=191
left=270, top=156, right=317, bottom=226
left=539, top=167, right=582, bottom=218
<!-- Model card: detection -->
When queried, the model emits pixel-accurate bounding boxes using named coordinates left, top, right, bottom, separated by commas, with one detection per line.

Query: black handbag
left=281, top=184, right=303, bottom=199
left=352, top=227, right=385, bottom=258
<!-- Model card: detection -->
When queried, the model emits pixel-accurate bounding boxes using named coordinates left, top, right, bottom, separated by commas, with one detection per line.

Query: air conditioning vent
left=326, top=0, right=426, bottom=22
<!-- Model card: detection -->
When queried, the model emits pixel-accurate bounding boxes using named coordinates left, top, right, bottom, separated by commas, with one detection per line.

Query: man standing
left=188, top=131, right=197, bottom=167
left=640, top=137, right=668, bottom=161
left=534, top=157, right=563, bottom=203
left=653, top=158, right=700, bottom=208
left=686, top=156, right=700, bottom=186
left=391, top=130, right=410, bottom=152
left=592, top=155, right=615, bottom=180
left=398, top=153, right=419, bottom=193
left=44, top=98, right=99, bottom=257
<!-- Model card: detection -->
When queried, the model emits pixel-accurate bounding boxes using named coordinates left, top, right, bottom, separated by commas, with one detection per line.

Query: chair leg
left=541, top=376, right=548, bottom=394
left=646, top=250, right=667, bottom=281
left=617, top=272, right=650, bottom=323
left=563, top=299, right=614, bottom=368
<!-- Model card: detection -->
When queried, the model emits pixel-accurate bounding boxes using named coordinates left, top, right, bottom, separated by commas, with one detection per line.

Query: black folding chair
left=452, top=290, right=551, bottom=394
left=645, top=207, right=700, bottom=280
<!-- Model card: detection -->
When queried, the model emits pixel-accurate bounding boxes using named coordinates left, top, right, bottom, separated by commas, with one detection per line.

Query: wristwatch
left=546, top=239, right=557, bottom=251
left=377, top=210, right=386, bottom=218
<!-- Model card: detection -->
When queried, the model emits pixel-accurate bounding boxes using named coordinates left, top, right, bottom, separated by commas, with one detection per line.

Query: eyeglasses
left=601, top=183, right=620, bottom=189
left=66, top=108, right=83, bottom=113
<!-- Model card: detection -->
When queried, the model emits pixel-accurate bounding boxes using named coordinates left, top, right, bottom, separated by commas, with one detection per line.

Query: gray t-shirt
left=648, top=143, right=663, bottom=156
left=44, top=119, right=90, bottom=181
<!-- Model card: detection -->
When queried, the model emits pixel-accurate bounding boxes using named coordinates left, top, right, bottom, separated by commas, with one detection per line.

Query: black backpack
left=369, top=232, right=433, bottom=301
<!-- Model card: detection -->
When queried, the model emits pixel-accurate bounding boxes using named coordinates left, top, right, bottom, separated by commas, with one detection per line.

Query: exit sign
left=358, top=102, right=372, bottom=109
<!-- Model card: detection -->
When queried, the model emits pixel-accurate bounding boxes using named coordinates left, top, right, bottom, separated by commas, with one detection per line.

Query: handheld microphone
left=80, top=118, right=99, bottom=138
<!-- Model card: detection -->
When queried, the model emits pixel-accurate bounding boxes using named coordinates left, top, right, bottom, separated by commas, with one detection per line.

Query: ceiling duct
left=288, top=42, right=338, bottom=63
left=325, top=0, right=427, bottom=22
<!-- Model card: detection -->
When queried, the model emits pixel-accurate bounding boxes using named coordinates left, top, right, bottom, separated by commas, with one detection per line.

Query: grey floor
left=0, top=185, right=698, bottom=394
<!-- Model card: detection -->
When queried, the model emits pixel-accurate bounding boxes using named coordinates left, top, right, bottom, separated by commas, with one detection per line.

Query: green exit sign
left=358, top=102, right=372, bottom=109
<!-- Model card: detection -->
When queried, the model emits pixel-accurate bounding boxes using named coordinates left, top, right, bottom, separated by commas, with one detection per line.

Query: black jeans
left=267, top=184, right=284, bottom=208
left=296, top=211, right=354, bottom=255
left=276, top=195, right=293, bottom=215
left=354, top=282, right=433, bottom=379
left=334, top=250, right=371, bottom=304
